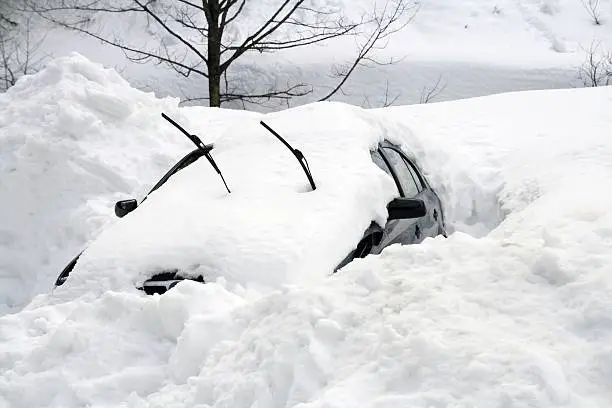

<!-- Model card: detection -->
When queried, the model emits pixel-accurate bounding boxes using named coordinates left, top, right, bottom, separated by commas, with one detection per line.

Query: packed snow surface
left=2, top=56, right=612, bottom=407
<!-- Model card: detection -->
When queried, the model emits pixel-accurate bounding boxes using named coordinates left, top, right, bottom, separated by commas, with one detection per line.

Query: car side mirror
left=115, top=199, right=138, bottom=218
left=387, top=198, right=426, bottom=220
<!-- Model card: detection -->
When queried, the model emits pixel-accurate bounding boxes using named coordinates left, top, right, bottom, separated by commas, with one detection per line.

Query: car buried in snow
left=54, top=108, right=446, bottom=295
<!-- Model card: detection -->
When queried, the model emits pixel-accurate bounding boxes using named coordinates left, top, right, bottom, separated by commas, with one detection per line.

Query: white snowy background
left=24, top=0, right=612, bottom=107
left=1, top=0, right=612, bottom=407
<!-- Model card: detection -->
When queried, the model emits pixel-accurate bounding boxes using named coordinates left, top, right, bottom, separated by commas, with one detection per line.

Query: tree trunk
left=208, top=70, right=221, bottom=107
left=207, top=0, right=221, bottom=107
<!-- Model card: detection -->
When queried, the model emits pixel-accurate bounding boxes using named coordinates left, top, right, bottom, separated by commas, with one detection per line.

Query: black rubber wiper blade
left=161, top=113, right=230, bottom=193
left=162, top=113, right=211, bottom=152
left=260, top=121, right=316, bottom=191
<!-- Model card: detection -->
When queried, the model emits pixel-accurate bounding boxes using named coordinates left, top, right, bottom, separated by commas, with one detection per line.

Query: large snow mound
left=2, top=56, right=612, bottom=407
left=0, top=53, right=254, bottom=312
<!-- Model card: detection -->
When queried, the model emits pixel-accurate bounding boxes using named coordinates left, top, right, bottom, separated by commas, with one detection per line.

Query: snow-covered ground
left=3, top=0, right=612, bottom=404
left=1, top=54, right=612, bottom=407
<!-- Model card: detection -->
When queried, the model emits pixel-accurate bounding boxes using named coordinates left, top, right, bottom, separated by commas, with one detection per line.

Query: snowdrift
left=0, top=53, right=255, bottom=312
left=2, top=56, right=612, bottom=407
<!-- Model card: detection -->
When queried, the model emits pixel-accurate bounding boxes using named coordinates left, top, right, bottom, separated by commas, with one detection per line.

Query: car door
left=401, top=156, right=442, bottom=238
left=370, top=147, right=423, bottom=254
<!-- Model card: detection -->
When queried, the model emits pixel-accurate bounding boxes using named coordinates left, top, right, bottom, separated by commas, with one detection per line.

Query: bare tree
left=0, top=1, right=19, bottom=37
left=319, top=0, right=417, bottom=101
left=580, top=0, right=602, bottom=25
left=359, top=79, right=400, bottom=108
left=419, top=75, right=446, bottom=103
left=381, top=80, right=400, bottom=107
left=578, top=42, right=611, bottom=87
left=27, top=0, right=418, bottom=108
left=0, top=3, right=46, bottom=91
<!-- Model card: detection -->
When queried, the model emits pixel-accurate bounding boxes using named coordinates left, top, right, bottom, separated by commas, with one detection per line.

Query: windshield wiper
left=259, top=121, right=316, bottom=191
left=161, top=113, right=231, bottom=193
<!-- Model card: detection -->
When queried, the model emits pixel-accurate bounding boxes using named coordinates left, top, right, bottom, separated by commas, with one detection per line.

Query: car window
left=371, top=149, right=402, bottom=196
left=382, top=148, right=420, bottom=197
left=371, top=149, right=393, bottom=177
left=403, top=157, right=424, bottom=191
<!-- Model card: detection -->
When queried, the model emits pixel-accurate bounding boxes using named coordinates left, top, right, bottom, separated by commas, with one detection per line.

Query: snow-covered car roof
left=67, top=102, right=405, bottom=293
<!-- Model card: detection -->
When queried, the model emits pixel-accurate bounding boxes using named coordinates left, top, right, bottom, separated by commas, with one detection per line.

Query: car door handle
left=433, top=209, right=438, bottom=221
left=415, top=225, right=421, bottom=239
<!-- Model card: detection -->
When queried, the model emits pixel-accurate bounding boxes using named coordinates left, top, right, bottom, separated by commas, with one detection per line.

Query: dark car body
left=336, top=140, right=446, bottom=269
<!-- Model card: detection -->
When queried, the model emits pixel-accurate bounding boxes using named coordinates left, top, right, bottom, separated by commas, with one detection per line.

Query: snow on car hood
left=68, top=102, right=401, bottom=293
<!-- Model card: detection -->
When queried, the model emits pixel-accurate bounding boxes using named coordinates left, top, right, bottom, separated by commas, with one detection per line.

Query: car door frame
left=334, top=142, right=416, bottom=270
left=379, top=142, right=444, bottom=239
left=336, top=141, right=446, bottom=272
left=369, top=143, right=424, bottom=253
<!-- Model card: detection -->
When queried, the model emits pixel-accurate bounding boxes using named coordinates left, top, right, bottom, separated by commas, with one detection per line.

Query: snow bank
left=2, top=55, right=612, bottom=407
left=379, top=86, right=612, bottom=235
left=0, top=53, right=253, bottom=312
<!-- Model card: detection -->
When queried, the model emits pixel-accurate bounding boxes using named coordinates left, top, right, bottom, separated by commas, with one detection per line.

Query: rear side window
left=371, top=149, right=400, bottom=196
left=382, top=148, right=420, bottom=198
left=371, top=149, right=393, bottom=177
left=403, top=157, right=424, bottom=191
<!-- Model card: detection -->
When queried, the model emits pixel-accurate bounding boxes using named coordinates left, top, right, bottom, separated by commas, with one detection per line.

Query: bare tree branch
left=0, top=16, right=47, bottom=91
left=183, top=84, right=311, bottom=104
left=133, top=0, right=209, bottom=64
left=27, top=0, right=417, bottom=107
left=319, top=0, right=418, bottom=101
left=32, top=7, right=212, bottom=78
left=220, top=0, right=245, bottom=30
left=176, top=0, right=206, bottom=12
left=382, top=80, right=400, bottom=107
left=578, top=41, right=611, bottom=87
left=220, top=1, right=303, bottom=70
left=419, top=75, right=446, bottom=104
left=580, top=0, right=602, bottom=25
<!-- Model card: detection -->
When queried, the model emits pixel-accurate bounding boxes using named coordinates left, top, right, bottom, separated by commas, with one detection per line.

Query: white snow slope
left=2, top=56, right=612, bottom=407
left=32, top=0, right=612, bottom=109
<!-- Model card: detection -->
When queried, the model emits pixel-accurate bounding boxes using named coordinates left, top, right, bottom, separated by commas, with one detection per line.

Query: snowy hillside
left=1, top=55, right=612, bottom=407
left=30, top=0, right=612, bottom=108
